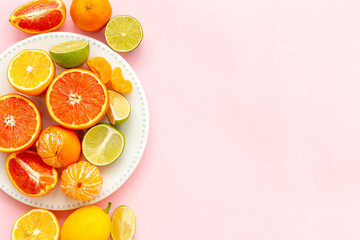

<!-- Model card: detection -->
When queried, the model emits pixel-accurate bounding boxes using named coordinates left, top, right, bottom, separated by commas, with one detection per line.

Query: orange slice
left=0, top=94, right=42, bottom=153
left=11, top=208, right=60, bottom=240
left=61, top=161, right=103, bottom=201
left=46, top=69, right=109, bottom=130
left=6, top=151, right=58, bottom=197
left=87, top=56, right=112, bottom=83
left=9, top=0, right=66, bottom=34
left=7, top=49, right=55, bottom=96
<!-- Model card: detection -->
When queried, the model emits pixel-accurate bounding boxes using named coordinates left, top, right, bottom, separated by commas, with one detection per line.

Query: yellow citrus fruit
left=61, top=202, right=111, bottom=240
left=111, top=205, right=136, bottom=240
left=7, top=49, right=55, bottom=96
left=11, top=208, right=60, bottom=240
left=36, top=125, right=81, bottom=168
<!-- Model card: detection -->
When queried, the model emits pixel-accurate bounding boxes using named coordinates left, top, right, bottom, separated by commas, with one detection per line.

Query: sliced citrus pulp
left=46, top=69, right=109, bottom=130
left=87, top=56, right=112, bottom=83
left=61, top=161, right=103, bottom=201
left=82, top=123, right=125, bottom=166
left=11, top=208, right=60, bottom=240
left=9, top=0, right=66, bottom=34
left=111, top=205, right=136, bottom=240
left=7, top=49, right=55, bottom=96
left=36, top=125, right=81, bottom=168
left=6, top=151, right=58, bottom=197
left=105, top=15, right=143, bottom=52
left=107, top=90, right=131, bottom=125
left=49, top=40, right=90, bottom=68
left=0, top=94, right=42, bottom=153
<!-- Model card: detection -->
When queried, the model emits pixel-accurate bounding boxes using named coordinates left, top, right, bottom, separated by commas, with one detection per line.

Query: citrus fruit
left=46, top=69, right=109, bottom=130
left=110, top=67, right=133, bottom=94
left=61, top=161, right=103, bottom=201
left=9, top=0, right=66, bottom=34
left=6, top=151, right=58, bottom=197
left=70, top=0, right=112, bottom=32
left=82, top=123, right=125, bottom=166
left=49, top=40, right=90, bottom=68
left=87, top=56, right=112, bottom=83
left=0, top=94, right=41, bottom=153
left=7, top=49, right=55, bottom=96
left=107, top=90, right=131, bottom=126
left=61, top=202, right=111, bottom=240
left=36, top=125, right=81, bottom=168
left=105, top=15, right=143, bottom=52
left=11, top=208, right=60, bottom=240
left=111, top=205, right=136, bottom=240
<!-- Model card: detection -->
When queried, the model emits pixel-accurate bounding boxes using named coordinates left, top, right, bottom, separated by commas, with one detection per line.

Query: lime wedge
left=49, top=40, right=90, bottom=68
left=111, top=205, right=136, bottom=240
left=105, top=15, right=143, bottom=52
left=82, top=123, right=125, bottom=166
left=107, top=90, right=131, bottom=126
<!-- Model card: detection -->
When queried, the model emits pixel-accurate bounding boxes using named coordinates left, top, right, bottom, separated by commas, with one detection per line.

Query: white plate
left=0, top=32, right=149, bottom=210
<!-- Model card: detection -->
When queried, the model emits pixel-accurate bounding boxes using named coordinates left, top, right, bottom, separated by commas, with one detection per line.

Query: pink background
left=1, top=0, right=360, bottom=239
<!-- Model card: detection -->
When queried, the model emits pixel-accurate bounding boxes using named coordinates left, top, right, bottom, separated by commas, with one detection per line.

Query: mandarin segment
left=36, top=125, right=81, bottom=168
left=9, top=0, right=66, bottom=34
left=5, top=151, right=57, bottom=197
left=87, top=57, right=112, bottom=83
left=110, top=67, right=133, bottom=94
left=0, top=94, right=41, bottom=153
left=61, top=161, right=103, bottom=201
left=46, top=69, right=109, bottom=130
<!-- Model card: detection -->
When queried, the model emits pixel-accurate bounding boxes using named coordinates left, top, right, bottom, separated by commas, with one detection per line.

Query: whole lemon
left=61, top=202, right=111, bottom=240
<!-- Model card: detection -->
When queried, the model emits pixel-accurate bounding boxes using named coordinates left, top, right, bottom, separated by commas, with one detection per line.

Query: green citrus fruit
left=105, top=15, right=143, bottom=52
left=82, top=123, right=125, bottom=166
left=49, top=40, right=90, bottom=68
left=107, top=90, right=131, bottom=126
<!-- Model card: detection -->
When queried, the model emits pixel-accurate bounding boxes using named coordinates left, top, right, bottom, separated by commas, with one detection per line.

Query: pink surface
left=2, top=0, right=360, bottom=239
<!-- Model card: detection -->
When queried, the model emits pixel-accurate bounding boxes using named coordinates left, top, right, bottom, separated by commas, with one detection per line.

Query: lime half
left=82, top=123, right=125, bottom=166
left=105, top=15, right=143, bottom=52
left=107, top=90, right=131, bottom=126
left=49, top=40, right=90, bottom=68
left=111, top=205, right=136, bottom=240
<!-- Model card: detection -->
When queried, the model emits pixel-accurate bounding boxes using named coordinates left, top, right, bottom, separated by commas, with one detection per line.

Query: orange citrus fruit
left=6, top=151, right=58, bottom=197
left=11, top=208, right=60, bottom=240
left=87, top=56, right=112, bottom=83
left=61, top=161, right=103, bottom=201
left=0, top=94, right=42, bottom=153
left=9, top=0, right=66, bottom=34
left=70, top=0, right=112, bottom=32
left=46, top=69, right=109, bottom=130
left=7, top=49, right=55, bottom=96
left=110, top=67, right=133, bottom=94
left=36, top=125, right=81, bottom=168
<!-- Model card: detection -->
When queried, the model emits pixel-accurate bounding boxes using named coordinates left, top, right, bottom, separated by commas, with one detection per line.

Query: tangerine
left=70, top=0, right=112, bottom=32
left=87, top=56, right=112, bottom=83
left=61, top=161, right=103, bottom=201
left=36, top=125, right=81, bottom=168
left=9, top=0, right=66, bottom=34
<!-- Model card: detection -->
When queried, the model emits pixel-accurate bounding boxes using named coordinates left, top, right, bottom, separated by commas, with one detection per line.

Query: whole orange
left=70, top=0, right=112, bottom=32
left=36, top=125, right=81, bottom=168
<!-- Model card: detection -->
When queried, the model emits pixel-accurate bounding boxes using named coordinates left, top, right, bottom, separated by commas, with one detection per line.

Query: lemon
left=107, top=90, right=131, bottom=126
left=105, top=15, right=143, bottom=52
left=82, top=123, right=125, bottom=166
left=111, top=205, right=136, bottom=240
left=61, top=202, right=112, bottom=240
left=49, top=40, right=90, bottom=68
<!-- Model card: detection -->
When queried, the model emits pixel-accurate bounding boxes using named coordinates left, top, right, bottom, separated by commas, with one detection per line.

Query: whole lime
left=61, top=202, right=111, bottom=240
left=49, top=40, right=90, bottom=68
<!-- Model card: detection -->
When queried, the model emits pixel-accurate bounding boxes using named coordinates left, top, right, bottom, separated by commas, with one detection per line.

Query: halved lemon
left=11, top=208, right=60, bottom=240
left=7, top=49, right=55, bottom=96
left=111, top=205, right=136, bottom=240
